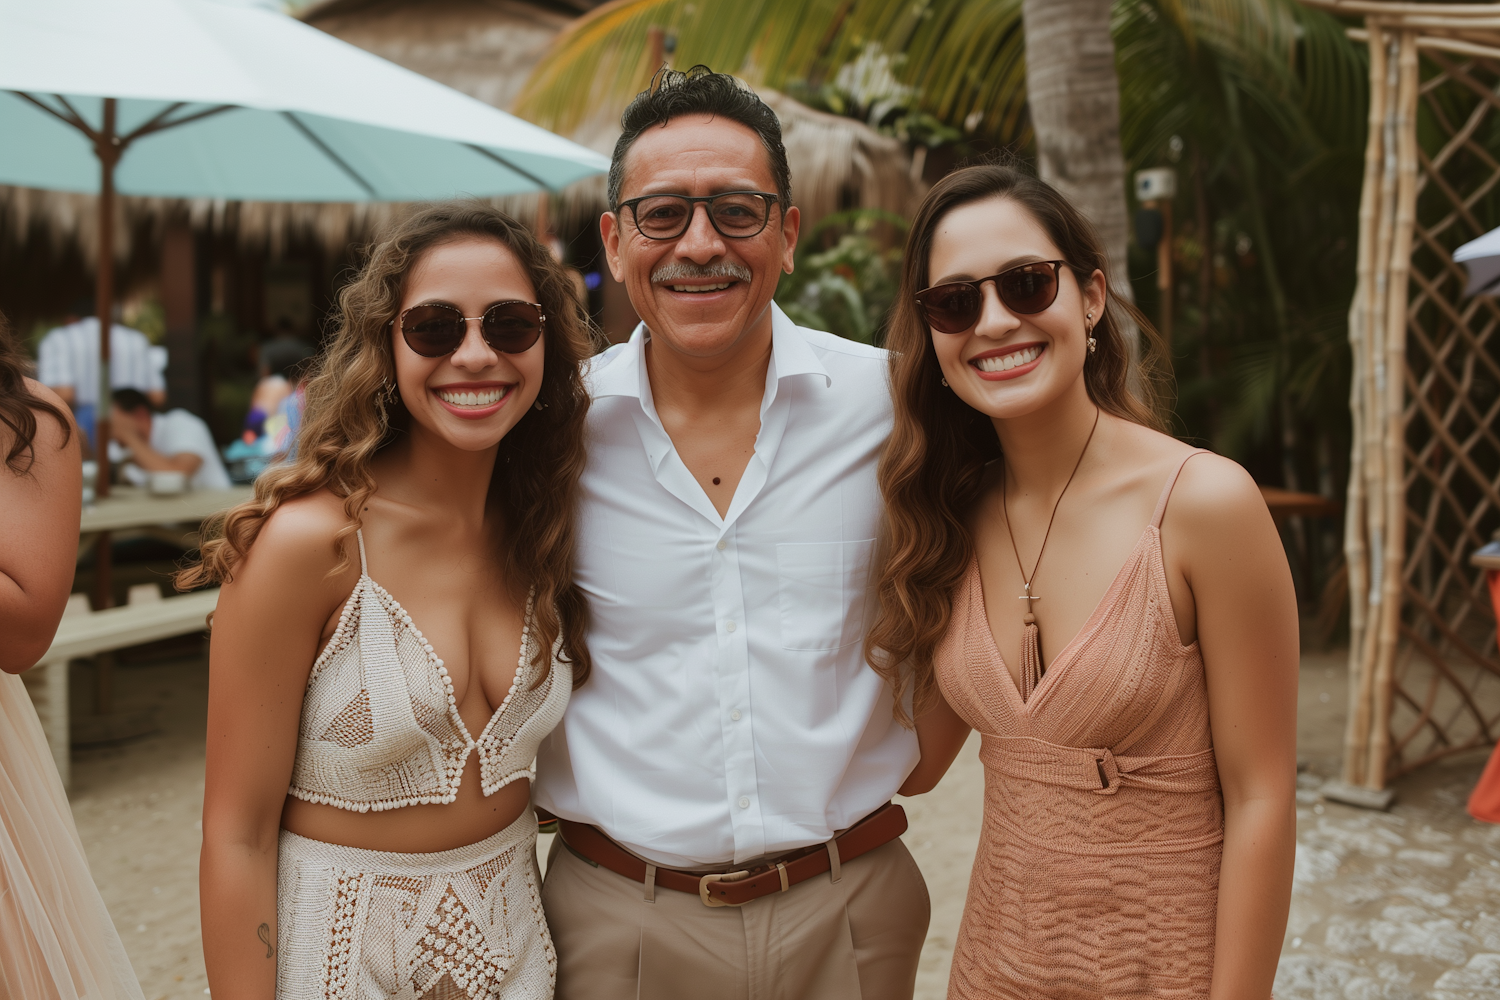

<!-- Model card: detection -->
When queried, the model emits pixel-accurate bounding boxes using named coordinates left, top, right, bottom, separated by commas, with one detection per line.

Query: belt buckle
left=699, top=869, right=751, bottom=907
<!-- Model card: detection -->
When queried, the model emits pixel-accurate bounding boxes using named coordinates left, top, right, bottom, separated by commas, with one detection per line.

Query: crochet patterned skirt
left=276, top=811, right=555, bottom=999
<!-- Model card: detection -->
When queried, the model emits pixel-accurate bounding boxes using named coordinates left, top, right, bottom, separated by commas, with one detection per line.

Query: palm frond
left=513, top=0, right=1028, bottom=144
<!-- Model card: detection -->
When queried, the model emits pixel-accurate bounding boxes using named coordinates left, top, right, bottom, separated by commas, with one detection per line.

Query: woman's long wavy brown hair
left=0, top=312, right=72, bottom=474
left=177, top=202, right=597, bottom=685
left=867, top=164, right=1171, bottom=724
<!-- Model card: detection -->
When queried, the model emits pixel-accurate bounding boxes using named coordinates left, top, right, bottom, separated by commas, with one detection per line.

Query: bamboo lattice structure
left=1305, top=0, right=1500, bottom=789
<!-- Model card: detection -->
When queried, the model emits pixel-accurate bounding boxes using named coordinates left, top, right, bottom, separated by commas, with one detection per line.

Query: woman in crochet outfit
left=868, top=165, right=1297, bottom=999
left=186, top=204, right=594, bottom=1000
left=0, top=313, right=146, bottom=1000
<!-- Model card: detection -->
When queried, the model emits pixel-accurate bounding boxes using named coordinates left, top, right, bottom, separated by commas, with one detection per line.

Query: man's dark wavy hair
left=608, top=65, right=793, bottom=212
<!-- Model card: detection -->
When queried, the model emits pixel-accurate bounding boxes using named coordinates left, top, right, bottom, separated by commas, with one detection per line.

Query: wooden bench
left=22, top=586, right=219, bottom=788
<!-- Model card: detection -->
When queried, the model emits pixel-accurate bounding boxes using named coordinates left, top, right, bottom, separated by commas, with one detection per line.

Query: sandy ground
left=49, top=646, right=1500, bottom=1000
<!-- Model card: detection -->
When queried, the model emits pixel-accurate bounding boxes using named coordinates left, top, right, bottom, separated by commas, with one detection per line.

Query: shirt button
left=716, top=540, right=727, bottom=551
left=731, top=710, right=742, bottom=721
left=725, top=620, right=737, bottom=633
left=738, top=797, right=750, bottom=809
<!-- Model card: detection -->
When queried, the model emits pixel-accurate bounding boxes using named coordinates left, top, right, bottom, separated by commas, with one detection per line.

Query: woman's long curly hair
left=867, top=165, right=1171, bottom=724
left=177, top=202, right=597, bottom=685
left=0, top=312, right=72, bottom=474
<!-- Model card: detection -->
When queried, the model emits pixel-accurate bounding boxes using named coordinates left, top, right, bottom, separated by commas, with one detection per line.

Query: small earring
left=382, top=379, right=398, bottom=402
left=1087, top=335, right=1098, bottom=355
left=533, top=399, right=547, bottom=412
left=940, top=377, right=949, bottom=387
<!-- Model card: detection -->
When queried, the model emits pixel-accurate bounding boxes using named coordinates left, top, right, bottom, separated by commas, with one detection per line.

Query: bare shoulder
left=22, top=378, right=73, bottom=418
left=1156, top=447, right=1280, bottom=580
left=12, top=378, right=78, bottom=452
left=1163, top=450, right=1266, bottom=526
left=237, top=489, right=358, bottom=588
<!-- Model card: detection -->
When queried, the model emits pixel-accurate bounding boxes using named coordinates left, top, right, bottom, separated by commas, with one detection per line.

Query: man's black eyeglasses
left=616, top=191, right=781, bottom=241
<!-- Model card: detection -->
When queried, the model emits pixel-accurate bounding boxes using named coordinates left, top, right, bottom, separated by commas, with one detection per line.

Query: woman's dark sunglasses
left=396, top=301, right=545, bottom=358
left=914, top=260, right=1069, bottom=334
left=616, top=191, right=780, bottom=241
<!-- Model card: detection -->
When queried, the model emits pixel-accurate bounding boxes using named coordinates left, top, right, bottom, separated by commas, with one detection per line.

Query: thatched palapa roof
left=3, top=0, right=920, bottom=263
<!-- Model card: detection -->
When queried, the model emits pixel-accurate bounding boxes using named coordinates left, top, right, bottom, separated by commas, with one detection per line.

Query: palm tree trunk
left=1022, top=0, right=1133, bottom=315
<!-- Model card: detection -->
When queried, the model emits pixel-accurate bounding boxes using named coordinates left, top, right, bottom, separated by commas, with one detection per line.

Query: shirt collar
left=587, top=302, right=831, bottom=402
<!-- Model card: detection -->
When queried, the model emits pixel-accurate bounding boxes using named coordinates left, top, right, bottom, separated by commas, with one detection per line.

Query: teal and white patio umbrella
left=0, top=0, right=610, bottom=493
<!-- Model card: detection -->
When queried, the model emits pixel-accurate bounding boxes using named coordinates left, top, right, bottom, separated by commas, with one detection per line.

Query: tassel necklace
left=1001, top=405, right=1100, bottom=702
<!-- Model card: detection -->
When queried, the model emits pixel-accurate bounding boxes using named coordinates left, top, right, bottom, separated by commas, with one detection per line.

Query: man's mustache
left=651, top=262, right=753, bottom=284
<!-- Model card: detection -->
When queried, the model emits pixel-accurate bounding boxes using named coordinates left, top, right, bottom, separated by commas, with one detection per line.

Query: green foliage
left=514, top=0, right=1029, bottom=147
left=776, top=210, right=908, bottom=345
left=786, top=42, right=962, bottom=148
left=1115, top=0, right=1365, bottom=479
left=122, top=296, right=165, bottom=344
left=518, top=0, right=1371, bottom=539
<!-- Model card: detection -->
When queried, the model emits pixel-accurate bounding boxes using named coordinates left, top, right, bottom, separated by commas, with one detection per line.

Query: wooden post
left=90, top=100, right=122, bottom=719
left=94, top=98, right=118, bottom=501
left=1342, top=20, right=1387, bottom=787
left=646, top=26, right=666, bottom=79
left=1367, top=29, right=1420, bottom=789
left=161, top=219, right=198, bottom=412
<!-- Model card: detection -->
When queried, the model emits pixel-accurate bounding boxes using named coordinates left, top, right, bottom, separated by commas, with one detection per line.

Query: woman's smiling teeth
left=973, top=346, right=1042, bottom=373
left=668, top=281, right=733, bottom=292
left=436, top=387, right=508, bottom=407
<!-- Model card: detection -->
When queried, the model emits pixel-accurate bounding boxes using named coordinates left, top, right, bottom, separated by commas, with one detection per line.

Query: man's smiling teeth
left=974, top=346, right=1042, bottom=373
left=436, top=387, right=507, bottom=407
left=668, top=282, right=732, bottom=292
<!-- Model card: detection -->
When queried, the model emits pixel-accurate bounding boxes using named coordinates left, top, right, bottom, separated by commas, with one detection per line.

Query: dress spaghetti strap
left=1151, top=449, right=1212, bottom=529
left=355, top=528, right=368, bottom=576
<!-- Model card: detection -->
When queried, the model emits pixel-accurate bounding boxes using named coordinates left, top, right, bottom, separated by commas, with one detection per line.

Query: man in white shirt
left=109, top=389, right=231, bottom=491
left=534, top=67, right=928, bottom=1000
left=36, top=307, right=166, bottom=449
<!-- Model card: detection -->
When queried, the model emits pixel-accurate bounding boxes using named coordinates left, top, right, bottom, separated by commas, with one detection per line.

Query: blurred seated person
left=243, top=323, right=313, bottom=441
left=109, top=388, right=231, bottom=491
left=36, top=299, right=165, bottom=451
left=261, top=371, right=306, bottom=461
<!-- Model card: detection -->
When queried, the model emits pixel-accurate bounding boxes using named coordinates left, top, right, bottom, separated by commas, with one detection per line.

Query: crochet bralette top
left=288, top=529, right=571, bottom=813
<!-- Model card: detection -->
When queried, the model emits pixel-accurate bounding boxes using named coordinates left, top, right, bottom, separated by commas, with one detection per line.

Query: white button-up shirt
left=534, top=304, right=918, bottom=868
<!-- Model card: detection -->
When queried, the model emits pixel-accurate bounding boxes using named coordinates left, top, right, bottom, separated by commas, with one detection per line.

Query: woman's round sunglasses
left=396, top=301, right=545, bottom=358
left=914, top=260, right=1070, bottom=334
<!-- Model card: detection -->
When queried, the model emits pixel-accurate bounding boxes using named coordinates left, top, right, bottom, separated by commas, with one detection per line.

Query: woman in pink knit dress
left=867, top=165, right=1297, bottom=999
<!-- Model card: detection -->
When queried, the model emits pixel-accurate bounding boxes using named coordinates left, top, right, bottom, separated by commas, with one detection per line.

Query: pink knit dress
left=934, top=451, right=1223, bottom=999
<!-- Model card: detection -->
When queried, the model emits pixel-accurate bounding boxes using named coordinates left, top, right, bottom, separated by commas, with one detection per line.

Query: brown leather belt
left=552, top=803, right=907, bottom=907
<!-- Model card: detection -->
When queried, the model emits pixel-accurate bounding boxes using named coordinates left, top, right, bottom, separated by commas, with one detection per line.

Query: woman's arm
left=200, top=499, right=354, bottom=1000
left=110, top=413, right=204, bottom=477
left=1170, top=457, right=1298, bottom=1000
left=899, top=696, right=972, bottom=796
left=0, top=382, right=80, bottom=674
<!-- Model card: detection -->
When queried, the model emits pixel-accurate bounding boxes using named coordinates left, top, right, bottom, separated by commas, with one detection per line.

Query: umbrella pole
left=94, top=97, right=118, bottom=502
left=90, top=100, right=118, bottom=630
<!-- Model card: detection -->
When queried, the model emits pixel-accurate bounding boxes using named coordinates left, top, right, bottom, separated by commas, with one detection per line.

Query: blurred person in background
left=0, top=312, right=147, bottom=1000
left=243, top=320, right=314, bottom=442
left=109, top=388, right=231, bottom=491
left=36, top=298, right=165, bottom=452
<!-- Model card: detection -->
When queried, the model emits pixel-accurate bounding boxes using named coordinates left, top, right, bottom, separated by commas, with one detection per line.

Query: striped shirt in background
left=35, top=318, right=165, bottom=408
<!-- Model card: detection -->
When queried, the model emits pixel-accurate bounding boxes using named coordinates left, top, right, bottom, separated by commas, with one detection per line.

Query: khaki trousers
left=541, top=835, right=929, bottom=1000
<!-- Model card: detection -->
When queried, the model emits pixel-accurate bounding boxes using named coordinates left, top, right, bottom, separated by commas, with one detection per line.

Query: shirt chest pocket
left=775, top=539, right=877, bottom=651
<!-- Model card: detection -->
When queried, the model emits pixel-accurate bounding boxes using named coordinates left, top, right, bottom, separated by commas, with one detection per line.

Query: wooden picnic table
left=1259, top=485, right=1341, bottom=524
left=81, top=485, right=253, bottom=534
left=75, top=484, right=250, bottom=718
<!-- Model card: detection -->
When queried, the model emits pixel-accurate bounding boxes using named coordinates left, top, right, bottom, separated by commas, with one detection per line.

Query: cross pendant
left=1017, top=582, right=1040, bottom=602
